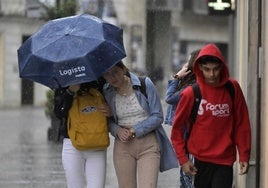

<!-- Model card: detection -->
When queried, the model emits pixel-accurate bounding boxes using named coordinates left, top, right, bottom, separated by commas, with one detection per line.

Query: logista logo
left=59, top=66, right=86, bottom=77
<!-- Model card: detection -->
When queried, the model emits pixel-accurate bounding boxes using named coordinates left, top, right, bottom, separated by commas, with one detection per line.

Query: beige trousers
left=113, top=132, right=160, bottom=188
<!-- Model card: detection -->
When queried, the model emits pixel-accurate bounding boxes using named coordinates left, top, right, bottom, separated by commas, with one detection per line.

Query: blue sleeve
left=165, top=79, right=181, bottom=104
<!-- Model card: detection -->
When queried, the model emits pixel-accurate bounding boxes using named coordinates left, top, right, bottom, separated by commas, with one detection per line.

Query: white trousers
left=62, top=138, right=107, bottom=188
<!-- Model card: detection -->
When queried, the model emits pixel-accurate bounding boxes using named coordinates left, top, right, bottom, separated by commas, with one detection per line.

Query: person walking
left=165, top=49, right=200, bottom=188
left=102, top=61, right=178, bottom=188
left=171, top=43, right=251, bottom=188
left=165, top=49, right=199, bottom=126
left=53, top=80, right=111, bottom=188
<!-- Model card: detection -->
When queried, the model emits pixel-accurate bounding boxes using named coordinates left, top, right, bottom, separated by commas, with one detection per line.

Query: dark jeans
left=194, top=159, right=233, bottom=188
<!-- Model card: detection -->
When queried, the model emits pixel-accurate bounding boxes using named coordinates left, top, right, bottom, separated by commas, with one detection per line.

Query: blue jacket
left=164, top=79, right=182, bottom=125
left=103, top=72, right=178, bottom=172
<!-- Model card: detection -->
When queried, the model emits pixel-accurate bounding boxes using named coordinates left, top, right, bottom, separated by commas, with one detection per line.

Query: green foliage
left=43, top=0, right=77, bottom=20
left=45, top=89, right=56, bottom=119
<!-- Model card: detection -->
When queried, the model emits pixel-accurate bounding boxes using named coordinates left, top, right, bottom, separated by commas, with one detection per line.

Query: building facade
left=0, top=0, right=47, bottom=108
left=235, top=0, right=268, bottom=187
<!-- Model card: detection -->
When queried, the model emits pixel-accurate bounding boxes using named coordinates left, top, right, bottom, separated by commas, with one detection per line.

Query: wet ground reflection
left=0, top=106, right=179, bottom=188
left=0, top=107, right=66, bottom=188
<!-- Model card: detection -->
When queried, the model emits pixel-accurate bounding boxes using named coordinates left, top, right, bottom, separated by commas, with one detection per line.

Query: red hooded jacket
left=171, top=43, right=251, bottom=166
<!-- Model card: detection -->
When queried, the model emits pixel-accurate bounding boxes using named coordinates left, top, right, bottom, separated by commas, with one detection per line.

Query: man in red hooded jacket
left=171, top=43, right=251, bottom=188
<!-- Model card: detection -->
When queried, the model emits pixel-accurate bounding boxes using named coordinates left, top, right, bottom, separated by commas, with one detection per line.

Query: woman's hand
left=98, top=104, right=113, bottom=117
left=174, top=62, right=191, bottom=79
left=116, top=127, right=133, bottom=142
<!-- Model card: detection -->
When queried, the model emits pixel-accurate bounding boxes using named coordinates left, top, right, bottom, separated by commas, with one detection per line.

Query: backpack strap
left=189, top=83, right=202, bottom=135
left=138, top=76, right=148, bottom=99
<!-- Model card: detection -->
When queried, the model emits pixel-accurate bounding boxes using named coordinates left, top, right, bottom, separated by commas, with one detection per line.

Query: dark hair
left=78, top=77, right=106, bottom=95
left=187, top=49, right=200, bottom=71
left=115, top=61, right=126, bottom=69
left=177, top=49, right=200, bottom=90
left=188, top=49, right=200, bottom=67
left=114, top=61, right=130, bottom=77
left=198, top=55, right=222, bottom=64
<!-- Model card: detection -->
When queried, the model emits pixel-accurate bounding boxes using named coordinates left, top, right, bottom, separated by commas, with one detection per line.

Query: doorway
left=21, top=78, right=34, bottom=105
left=20, top=35, right=34, bottom=105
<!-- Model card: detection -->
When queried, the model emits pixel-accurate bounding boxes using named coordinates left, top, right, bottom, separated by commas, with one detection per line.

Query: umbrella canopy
left=18, top=14, right=126, bottom=89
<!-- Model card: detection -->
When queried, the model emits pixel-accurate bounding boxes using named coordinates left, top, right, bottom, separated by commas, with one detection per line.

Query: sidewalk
left=0, top=107, right=179, bottom=188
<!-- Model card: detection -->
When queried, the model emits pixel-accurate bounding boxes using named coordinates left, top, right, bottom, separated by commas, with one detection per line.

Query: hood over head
left=193, top=43, right=229, bottom=87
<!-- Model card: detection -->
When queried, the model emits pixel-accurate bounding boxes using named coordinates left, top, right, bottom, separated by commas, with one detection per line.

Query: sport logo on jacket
left=198, top=99, right=230, bottom=117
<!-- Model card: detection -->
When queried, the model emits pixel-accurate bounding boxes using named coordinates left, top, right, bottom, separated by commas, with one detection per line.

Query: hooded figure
left=171, top=43, right=251, bottom=188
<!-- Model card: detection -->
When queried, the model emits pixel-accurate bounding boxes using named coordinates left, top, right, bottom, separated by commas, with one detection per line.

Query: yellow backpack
left=67, top=88, right=110, bottom=150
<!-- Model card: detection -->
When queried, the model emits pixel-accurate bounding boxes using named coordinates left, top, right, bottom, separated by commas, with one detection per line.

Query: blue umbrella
left=18, top=14, right=126, bottom=89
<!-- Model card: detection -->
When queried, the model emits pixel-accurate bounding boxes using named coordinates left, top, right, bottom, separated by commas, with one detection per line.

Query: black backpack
left=131, top=76, right=147, bottom=98
left=188, top=81, right=235, bottom=136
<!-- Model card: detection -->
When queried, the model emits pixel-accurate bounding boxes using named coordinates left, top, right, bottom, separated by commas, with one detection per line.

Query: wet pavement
left=0, top=107, right=179, bottom=188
